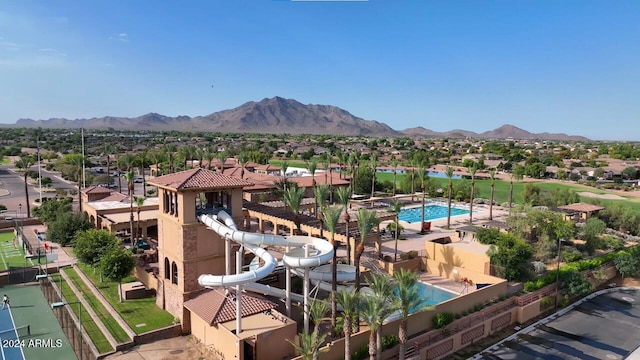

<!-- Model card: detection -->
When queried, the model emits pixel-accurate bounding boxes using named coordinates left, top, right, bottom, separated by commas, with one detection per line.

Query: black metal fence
left=40, top=277, right=97, bottom=360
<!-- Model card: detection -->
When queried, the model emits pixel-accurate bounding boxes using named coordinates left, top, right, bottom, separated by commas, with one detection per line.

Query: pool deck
left=419, top=273, right=476, bottom=296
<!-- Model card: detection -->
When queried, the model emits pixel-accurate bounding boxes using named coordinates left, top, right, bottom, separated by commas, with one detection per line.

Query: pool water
left=398, top=205, right=469, bottom=223
left=416, top=282, right=458, bottom=306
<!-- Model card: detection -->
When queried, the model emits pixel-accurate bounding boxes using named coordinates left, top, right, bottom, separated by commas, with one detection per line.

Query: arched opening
left=172, top=262, right=178, bottom=285
left=164, top=258, right=170, bottom=279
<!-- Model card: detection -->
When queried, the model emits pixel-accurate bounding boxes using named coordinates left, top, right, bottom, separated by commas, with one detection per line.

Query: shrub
left=432, top=312, right=454, bottom=329
left=562, top=249, right=583, bottom=263
left=531, top=261, right=547, bottom=275
left=540, top=296, right=554, bottom=310
left=603, top=235, right=625, bottom=251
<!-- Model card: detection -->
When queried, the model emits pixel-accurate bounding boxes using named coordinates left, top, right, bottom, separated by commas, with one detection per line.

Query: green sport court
left=0, top=284, right=76, bottom=360
left=0, top=231, right=33, bottom=272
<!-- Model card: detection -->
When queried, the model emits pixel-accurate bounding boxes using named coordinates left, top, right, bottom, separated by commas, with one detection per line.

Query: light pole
left=51, top=301, right=82, bottom=360
left=554, top=238, right=565, bottom=312
left=18, top=204, right=22, bottom=217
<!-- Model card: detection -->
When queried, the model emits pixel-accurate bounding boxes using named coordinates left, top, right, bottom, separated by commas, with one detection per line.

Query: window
left=164, top=258, right=170, bottom=279
left=172, top=262, right=178, bottom=285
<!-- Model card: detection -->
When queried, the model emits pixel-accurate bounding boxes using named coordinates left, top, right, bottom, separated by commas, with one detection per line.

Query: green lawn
left=0, top=231, right=30, bottom=271
left=64, top=267, right=131, bottom=343
left=374, top=172, right=640, bottom=210
left=77, top=263, right=176, bottom=334
left=52, top=272, right=114, bottom=354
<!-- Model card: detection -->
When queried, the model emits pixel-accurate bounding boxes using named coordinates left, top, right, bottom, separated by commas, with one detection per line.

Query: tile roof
left=184, top=289, right=277, bottom=325
left=557, top=203, right=605, bottom=213
left=148, top=168, right=254, bottom=190
left=95, top=192, right=128, bottom=202
left=82, top=186, right=112, bottom=194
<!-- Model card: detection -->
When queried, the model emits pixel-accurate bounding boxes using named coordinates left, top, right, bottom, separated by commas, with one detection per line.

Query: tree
left=33, top=197, right=72, bottom=223
left=56, top=153, right=85, bottom=212
left=488, top=170, right=496, bottom=220
left=445, top=166, right=454, bottom=229
left=307, top=159, right=318, bottom=187
left=391, top=157, right=399, bottom=197
left=48, top=212, right=92, bottom=247
left=14, top=155, right=36, bottom=218
left=415, top=165, right=427, bottom=233
left=283, top=186, right=305, bottom=233
left=468, top=165, right=477, bottom=224
left=560, top=269, right=593, bottom=298
left=360, top=293, right=386, bottom=360
left=313, top=184, right=329, bottom=222
left=101, top=248, right=136, bottom=302
left=394, top=269, right=428, bottom=360
left=614, top=252, right=638, bottom=281
left=365, top=274, right=395, bottom=360
left=370, top=153, right=378, bottom=199
left=74, top=229, right=120, bottom=266
left=487, top=233, right=533, bottom=281
left=354, top=209, right=381, bottom=292
left=125, top=171, right=136, bottom=244
left=582, top=217, right=606, bottom=255
left=336, top=287, right=359, bottom=360
left=390, top=201, right=403, bottom=262
left=322, top=206, right=343, bottom=334
left=134, top=196, right=146, bottom=247
left=336, top=186, right=353, bottom=265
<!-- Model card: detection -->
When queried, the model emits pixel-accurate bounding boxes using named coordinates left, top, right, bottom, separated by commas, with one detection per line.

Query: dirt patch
left=578, top=191, right=626, bottom=200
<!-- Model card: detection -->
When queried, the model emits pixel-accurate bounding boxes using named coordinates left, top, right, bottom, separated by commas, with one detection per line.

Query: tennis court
left=0, top=284, right=76, bottom=360
left=0, top=231, right=32, bottom=272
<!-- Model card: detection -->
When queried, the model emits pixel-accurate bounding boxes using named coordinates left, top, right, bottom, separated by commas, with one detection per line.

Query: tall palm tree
left=137, top=149, right=148, bottom=192
left=338, top=151, right=349, bottom=180
left=489, top=170, right=496, bottom=220
left=410, top=159, right=417, bottom=198
left=393, top=269, right=429, bottom=360
left=391, top=157, right=399, bottom=197
left=354, top=208, right=381, bottom=292
left=336, top=186, right=353, bottom=265
left=509, top=173, right=514, bottom=209
left=468, top=165, right=477, bottom=224
left=445, top=166, right=454, bottom=229
left=134, top=196, right=145, bottom=248
left=390, top=201, right=403, bottom=262
left=370, top=153, right=378, bottom=199
left=307, top=159, right=318, bottom=187
left=14, top=155, right=36, bottom=218
left=415, top=165, right=426, bottom=234
left=313, top=184, right=330, bottom=223
left=366, top=274, right=395, bottom=360
left=281, top=160, right=290, bottom=185
left=204, top=146, right=215, bottom=170
left=119, top=153, right=137, bottom=195
left=165, top=144, right=177, bottom=174
left=238, top=152, right=248, bottom=179
left=195, top=147, right=204, bottom=168
left=57, top=153, right=84, bottom=213
left=322, top=205, right=342, bottom=334
left=104, top=144, right=113, bottom=177
left=336, top=288, right=359, bottom=360
left=178, top=146, right=190, bottom=169
left=125, top=171, right=135, bottom=245
left=283, top=187, right=305, bottom=233
left=216, top=151, right=227, bottom=173
left=148, top=149, right=164, bottom=177
left=289, top=299, right=329, bottom=360
left=347, top=154, right=357, bottom=190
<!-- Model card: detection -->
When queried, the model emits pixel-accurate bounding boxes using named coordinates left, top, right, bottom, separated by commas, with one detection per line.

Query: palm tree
left=125, top=171, right=135, bottom=245
left=178, top=146, right=190, bottom=169
left=148, top=149, right=164, bottom=177
left=238, top=152, right=248, bottom=179
left=281, top=160, right=290, bottom=184
left=468, top=165, right=477, bottom=224
left=336, top=287, right=360, bottom=360
left=204, top=146, right=215, bottom=170
left=195, top=147, right=203, bottom=168
left=134, top=196, right=145, bottom=248
left=354, top=208, right=381, bottom=292
left=445, top=166, right=454, bottom=229
left=415, top=165, right=426, bottom=234
left=366, top=274, right=395, bottom=360
left=137, top=149, right=148, bottom=192
left=14, top=155, right=36, bottom=218
left=283, top=187, right=305, bottom=233
left=336, top=186, right=353, bottom=265
left=488, top=170, right=496, bottom=220
left=370, top=153, right=378, bottom=199
left=307, top=159, right=318, bottom=187
left=104, top=144, right=113, bottom=177
left=165, top=144, right=177, bottom=174
left=308, top=299, right=329, bottom=360
left=57, top=153, right=84, bottom=213
left=322, top=206, right=342, bottom=333
left=410, top=159, right=417, bottom=198
left=390, top=201, right=403, bottom=262
left=347, top=154, right=357, bottom=190
left=216, top=151, right=227, bottom=173
left=119, top=153, right=137, bottom=195
left=391, top=157, right=399, bottom=197
left=313, top=184, right=330, bottom=224
left=338, top=151, right=348, bottom=179
left=393, top=269, right=429, bottom=360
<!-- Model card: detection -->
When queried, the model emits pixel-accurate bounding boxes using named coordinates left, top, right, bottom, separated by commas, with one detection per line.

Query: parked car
left=134, top=176, right=144, bottom=183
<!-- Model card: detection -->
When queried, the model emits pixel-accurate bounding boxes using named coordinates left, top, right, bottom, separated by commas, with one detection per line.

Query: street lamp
left=554, top=238, right=565, bottom=312
left=51, top=301, right=83, bottom=360
left=18, top=204, right=22, bottom=217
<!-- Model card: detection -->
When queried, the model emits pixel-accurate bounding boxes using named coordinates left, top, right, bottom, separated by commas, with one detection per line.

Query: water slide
left=198, top=211, right=356, bottom=294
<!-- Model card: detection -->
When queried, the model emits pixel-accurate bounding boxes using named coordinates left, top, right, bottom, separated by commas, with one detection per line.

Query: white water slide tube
left=198, top=211, right=350, bottom=288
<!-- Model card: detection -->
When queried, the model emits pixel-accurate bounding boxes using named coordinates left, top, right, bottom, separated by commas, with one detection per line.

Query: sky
left=1, top=1, right=639, bottom=140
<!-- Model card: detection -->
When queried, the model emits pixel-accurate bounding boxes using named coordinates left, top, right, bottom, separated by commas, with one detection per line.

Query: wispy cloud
left=39, top=48, right=67, bottom=57
left=109, top=33, right=129, bottom=42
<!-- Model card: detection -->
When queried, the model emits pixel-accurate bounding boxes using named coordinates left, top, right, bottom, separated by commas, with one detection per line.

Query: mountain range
left=11, top=97, right=588, bottom=141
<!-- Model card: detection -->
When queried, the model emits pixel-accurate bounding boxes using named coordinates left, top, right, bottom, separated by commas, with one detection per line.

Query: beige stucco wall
left=424, top=241, right=490, bottom=274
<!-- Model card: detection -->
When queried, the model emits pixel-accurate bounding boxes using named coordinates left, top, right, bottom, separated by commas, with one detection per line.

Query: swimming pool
left=414, top=282, right=458, bottom=308
left=398, top=205, right=469, bottom=223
